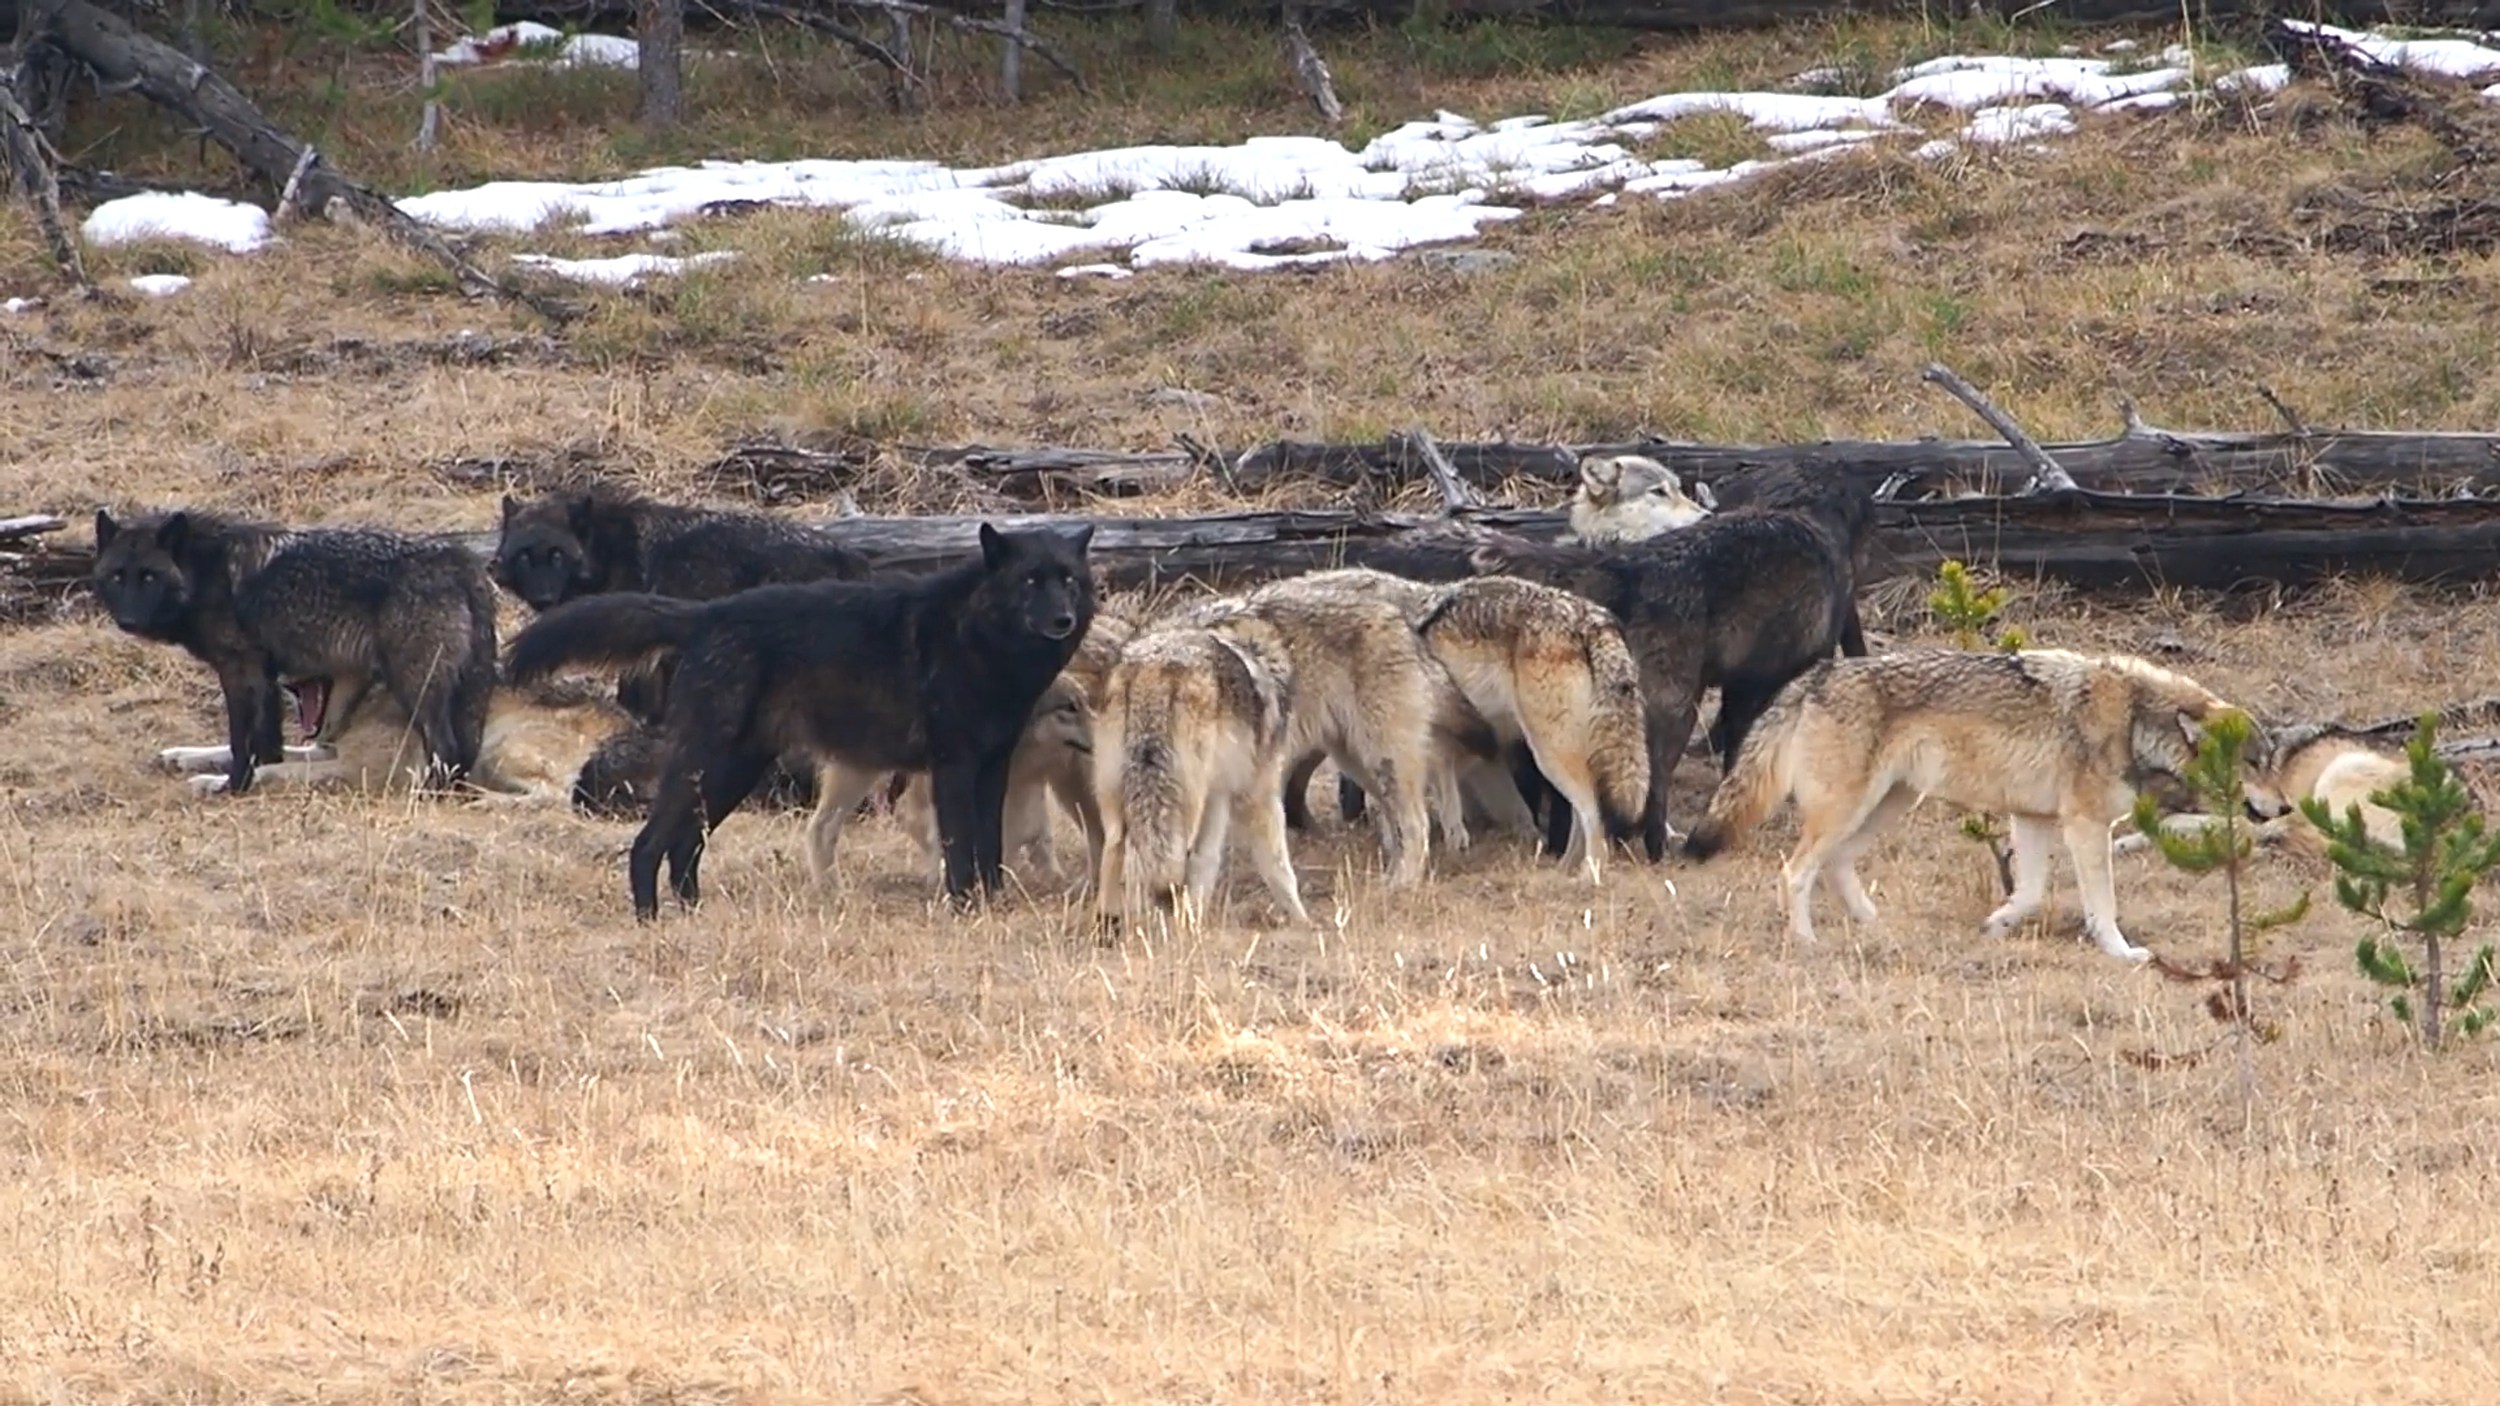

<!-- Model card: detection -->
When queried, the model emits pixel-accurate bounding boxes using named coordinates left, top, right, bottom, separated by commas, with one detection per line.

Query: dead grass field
left=8, top=12, right=2500, bottom=1403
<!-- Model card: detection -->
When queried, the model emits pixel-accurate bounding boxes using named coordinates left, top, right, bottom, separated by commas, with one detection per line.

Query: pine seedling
left=2301, top=713, right=2500, bottom=1048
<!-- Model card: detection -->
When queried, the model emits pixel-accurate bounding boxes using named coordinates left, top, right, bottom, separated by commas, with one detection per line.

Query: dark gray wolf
left=1683, top=646, right=2278, bottom=963
left=1469, top=480, right=1874, bottom=860
left=92, top=508, right=497, bottom=796
left=505, top=522, right=1096, bottom=917
left=494, top=485, right=871, bottom=721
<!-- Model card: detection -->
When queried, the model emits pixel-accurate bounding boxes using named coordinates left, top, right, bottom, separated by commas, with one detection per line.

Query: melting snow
left=127, top=274, right=193, bottom=297
left=85, top=20, right=2500, bottom=286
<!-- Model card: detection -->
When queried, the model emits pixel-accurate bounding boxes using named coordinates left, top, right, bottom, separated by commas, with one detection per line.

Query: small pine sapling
left=1931, top=559, right=2027, bottom=893
left=2301, top=713, right=2500, bottom=1048
left=2125, top=708, right=2308, bottom=1083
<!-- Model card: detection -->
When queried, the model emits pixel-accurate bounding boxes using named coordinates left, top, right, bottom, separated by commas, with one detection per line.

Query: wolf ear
left=155, top=511, right=192, bottom=553
left=978, top=521, right=1010, bottom=569
left=565, top=491, right=596, bottom=535
left=501, top=494, right=520, bottom=525
left=1578, top=457, right=1619, bottom=501
left=1064, top=523, right=1095, bottom=556
left=94, top=509, right=118, bottom=548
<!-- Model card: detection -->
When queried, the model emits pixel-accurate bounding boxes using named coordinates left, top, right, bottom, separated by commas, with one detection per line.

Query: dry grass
left=9, top=13, right=2500, bottom=1401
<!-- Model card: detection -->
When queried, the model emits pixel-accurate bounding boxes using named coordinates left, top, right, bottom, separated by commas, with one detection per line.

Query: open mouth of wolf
left=283, top=676, right=332, bottom=738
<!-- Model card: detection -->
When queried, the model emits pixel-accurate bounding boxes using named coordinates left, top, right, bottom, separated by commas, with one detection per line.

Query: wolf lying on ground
left=1563, top=454, right=1713, bottom=545
left=158, top=676, right=637, bottom=804
left=2113, top=722, right=2406, bottom=860
left=1683, top=646, right=2280, bottom=964
left=505, top=522, right=1095, bottom=917
left=94, top=509, right=499, bottom=797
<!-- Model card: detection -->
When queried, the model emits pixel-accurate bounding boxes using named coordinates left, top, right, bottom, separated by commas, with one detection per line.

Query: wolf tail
left=1105, top=672, right=1194, bottom=910
left=1681, top=679, right=1809, bottom=861
left=1578, top=631, right=1653, bottom=842
left=506, top=594, right=708, bottom=686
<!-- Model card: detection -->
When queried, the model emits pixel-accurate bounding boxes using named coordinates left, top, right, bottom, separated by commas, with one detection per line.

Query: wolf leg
left=1181, top=793, right=1234, bottom=920
left=1823, top=786, right=1916, bottom=926
left=2063, top=813, right=2151, bottom=963
left=214, top=661, right=286, bottom=795
left=806, top=759, right=888, bottom=888
left=631, top=770, right=705, bottom=919
left=1236, top=782, right=1311, bottom=927
left=1359, top=753, right=1433, bottom=889
left=1641, top=695, right=1703, bottom=862
left=1427, top=759, right=1473, bottom=854
left=1980, top=814, right=2057, bottom=940
left=1336, top=772, right=1368, bottom=824
left=1049, top=767, right=1105, bottom=894
left=1530, top=745, right=1607, bottom=885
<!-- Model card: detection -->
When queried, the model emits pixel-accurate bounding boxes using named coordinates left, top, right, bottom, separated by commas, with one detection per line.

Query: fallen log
left=1226, top=424, right=2500, bottom=501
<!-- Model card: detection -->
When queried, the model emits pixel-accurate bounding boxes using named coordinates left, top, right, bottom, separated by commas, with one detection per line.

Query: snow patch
left=128, top=274, right=193, bottom=298
left=511, top=250, right=739, bottom=285
left=432, top=20, right=640, bottom=70
left=84, top=192, right=273, bottom=253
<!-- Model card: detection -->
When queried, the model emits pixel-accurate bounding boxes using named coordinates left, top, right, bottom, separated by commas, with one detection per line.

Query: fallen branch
left=0, top=513, right=66, bottom=541
left=1402, top=426, right=1477, bottom=514
left=722, top=0, right=920, bottom=100
left=0, top=59, right=93, bottom=292
left=1921, top=362, right=2078, bottom=494
left=22, top=0, right=580, bottom=322
left=1280, top=9, right=1343, bottom=128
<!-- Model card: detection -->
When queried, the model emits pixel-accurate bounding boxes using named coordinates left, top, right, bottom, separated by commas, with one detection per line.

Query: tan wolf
left=1091, top=618, right=1308, bottom=928
left=888, top=608, right=1139, bottom=888
left=1682, top=646, right=2280, bottom=963
left=158, top=676, right=636, bottom=804
left=1563, top=455, right=1713, bottom=545
left=2114, top=723, right=2405, bottom=860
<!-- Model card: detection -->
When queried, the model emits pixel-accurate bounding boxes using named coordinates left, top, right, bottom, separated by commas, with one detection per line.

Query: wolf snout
left=1040, top=612, right=1078, bottom=640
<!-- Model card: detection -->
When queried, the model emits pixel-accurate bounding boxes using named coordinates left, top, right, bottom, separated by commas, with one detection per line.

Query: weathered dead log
left=18, top=0, right=578, bottom=321
left=1227, top=423, right=2500, bottom=501
left=0, top=56, right=90, bottom=291
left=1280, top=10, right=1343, bottom=128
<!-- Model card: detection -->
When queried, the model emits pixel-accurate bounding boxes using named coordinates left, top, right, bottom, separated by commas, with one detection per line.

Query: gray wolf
left=2114, top=722, right=2404, bottom=860
left=504, top=522, right=1095, bottom=917
left=494, top=485, right=870, bottom=722
left=1682, top=646, right=2278, bottom=964
left=93, top=509, right=497, bottom=796
left=1276, top=569, right=1648, bottom=881
left=1182, top=573, right=1495, bottom=889
left=1564, top=454, right=1713, bottom=545
left=157, top=676, right=635, bottom=804
left=1469, top=479, right=1876, bottom=859
left=1091, top=615, right=1308, bottom=928
left=889, top=606, right=1139, bottom=888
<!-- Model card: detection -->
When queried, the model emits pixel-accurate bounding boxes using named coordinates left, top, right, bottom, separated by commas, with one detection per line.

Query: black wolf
left=92, top=509, right=498, bottom=796
left=1469, top=486, right=1871, bottom=861
left=505, top=522, right=1096, bottom=917
left=495, top=485, right=872, bottom=722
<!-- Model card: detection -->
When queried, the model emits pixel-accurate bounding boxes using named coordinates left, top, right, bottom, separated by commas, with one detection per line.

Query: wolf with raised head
left=504, top=522, right=1095, bottom=917
left=1682, top=646, right=2280, bottom=964
left=1563, top=454, right=1713, bottom=545
left=1469, top=476, right=1876, bottom=858
left=93, top=509, right=497, bottom=796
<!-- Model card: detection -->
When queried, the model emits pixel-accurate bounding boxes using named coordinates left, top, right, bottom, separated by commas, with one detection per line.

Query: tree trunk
left=998, top=0, right=1024, bottom=100
left=1145, top=0, right=1176, bottom=49
left=636, top=0, right=683, bottom=129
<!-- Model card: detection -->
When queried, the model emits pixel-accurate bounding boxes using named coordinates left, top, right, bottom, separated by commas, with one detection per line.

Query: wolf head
left=2120, top=662, right=2287, bottom=818
left=1568, top=455, right=1713, bottom=545
left=495, top=491, right=600, bottom=612
left=973, top=522, right=1097, bottom=648
left=92, top=509, right=203, bottom=641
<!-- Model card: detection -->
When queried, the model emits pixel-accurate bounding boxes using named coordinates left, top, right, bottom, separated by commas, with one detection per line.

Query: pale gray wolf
left=1564, top=454, right=1713, bottom=545
left=504, top=523, right=1095, bottom=918
left=1092, top=618, right=1309, bottom=928
left=1189, top=573, right=1497, bottom=888
left=889, top=607, right=1139, bottom=889
left=2114, top=723, right=2405, bottom=859
left=157, top=676, right=636, bottom=804
left=1682, top=646, right=2280, bottom=964
left=1276, top=568, right=1649, bottom=882
left=93, top=508, right=497, bottom=796
left=1470, top=473, right=1877, bottom=859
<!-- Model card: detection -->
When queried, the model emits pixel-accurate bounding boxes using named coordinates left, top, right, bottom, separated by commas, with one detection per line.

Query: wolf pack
left=90, top=452, right=2418, bottom=963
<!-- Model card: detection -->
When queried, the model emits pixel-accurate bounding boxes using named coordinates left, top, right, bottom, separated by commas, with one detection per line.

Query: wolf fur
left=495, top=485, right=871, bottom=724
left=1469, top=481, right=1875, bottom=859
left=1091, top=617, right=1309, bottom=928
left=505, top=522, right=1096, bottom=917
left=1682, top=646, right=2278, bottom=964
left=889, top=607, right=1139, bottom=888
left=1181, top=573, right=1496, bottom=888
left=2113, top=723, right=2406, bottom=859
left=93, top=509, right=498, bottom=796
left=158, top=676, right=635, bottom=803
left=1563, top=455, right=1713, bottom=545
